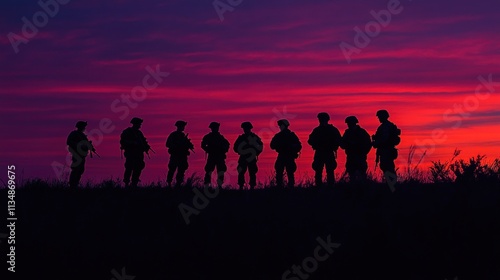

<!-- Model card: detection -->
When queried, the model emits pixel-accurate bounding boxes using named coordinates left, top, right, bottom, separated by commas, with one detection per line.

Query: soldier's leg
left=123, top=157, right=133, bottom=186
left=204, top=157, right=216, bottom=185
left=345, top=156, right=355, bottom=182
left=359, top=158, right=368, bottom=181
left=167, top=156, right=178, bottom=185
left=216, top=159, right=227, bottom=187
left=248, top=160, right=258, bottom=189
left=286, top=159, right=297, bottom=188
left=312, top=153, right=324, bottom=187
left=325, top=153, right=337, bottom=186
left=131, top=159, right=145, bottom=187
left=69, top=155, right=85, bottom=187
left=237, top=159, right=248, bottom=189
left=380, top=156, right=396, bottom=182
left=275, top=156, right=285, bottom=187
left=176, top=156, right=189, bottom=187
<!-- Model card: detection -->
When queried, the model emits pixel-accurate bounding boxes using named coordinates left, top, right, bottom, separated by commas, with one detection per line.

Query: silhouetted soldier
left=271, top=119, right=302, bottom=188
left=234, top=122, right=263, bottom=190
left=307, top=112, right=342, bottom=187
left=340, top=116, right=372, bottom=182
left=67, top=121, right=96, bottom=187
left=202, top=122, right=230, bottom=187
left=166, top=120, right=194, bottom=187
left=372, top=110, right=401, bottom=182
left=120, top=117, right=151, bottom=187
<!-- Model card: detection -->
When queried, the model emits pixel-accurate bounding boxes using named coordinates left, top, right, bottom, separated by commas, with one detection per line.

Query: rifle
left=145, top=146, right=156, bottom=159
left=88, top=141, right=100, bottom=158
left=185, top=133, right=195, bottom=154
left=90, top=149, right=101, bottom=158
left=374, top=151, right=380, bottom=171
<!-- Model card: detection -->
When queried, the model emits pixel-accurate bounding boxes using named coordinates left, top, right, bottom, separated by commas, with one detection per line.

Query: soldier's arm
left=307, top=132, right=314, bottom=147
left=255, top=135, right=264, bottom=154
left=334, top=128, right=342, bottom=150
left=339, top=131, right=347, bottom=150
left=233, top=136, right=241, bottom=153
left=201, top=136, right=208, bottom=151
left=224, top=137, right=230, bottom=152
left=270, top=135, right=277, bottom=150
left=294, top=133, right=302, bottom=151
left=165, top=135, right=171, bottom=148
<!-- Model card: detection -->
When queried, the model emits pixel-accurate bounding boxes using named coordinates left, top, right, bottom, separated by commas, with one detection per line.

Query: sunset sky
left=1, top=0, right=499, bottom=186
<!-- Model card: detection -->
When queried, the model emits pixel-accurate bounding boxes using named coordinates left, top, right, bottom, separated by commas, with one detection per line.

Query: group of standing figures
left=66, top=110, right=401, bottom=189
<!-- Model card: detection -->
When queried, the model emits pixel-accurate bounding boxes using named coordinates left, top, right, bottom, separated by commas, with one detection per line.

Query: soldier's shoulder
left=68, top=130, right=78, bottom=137
left=251, top=132, right=262, bottom=139
left=122, top=127, right=133, bottom=134
left=328, top=124, right=341, bottom=133
left=167, top=131, right=176, bottom=137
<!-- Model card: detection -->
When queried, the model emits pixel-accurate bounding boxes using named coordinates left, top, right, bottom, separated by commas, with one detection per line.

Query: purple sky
left=1, top=0, right=499, bottom=186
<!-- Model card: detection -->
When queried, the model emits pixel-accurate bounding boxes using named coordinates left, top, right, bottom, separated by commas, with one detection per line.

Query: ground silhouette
left=2, top=175, right=499, bottom=280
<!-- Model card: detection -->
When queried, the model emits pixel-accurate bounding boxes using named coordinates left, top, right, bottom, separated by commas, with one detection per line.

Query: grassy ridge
left=1, top=178, right=500, bottom=279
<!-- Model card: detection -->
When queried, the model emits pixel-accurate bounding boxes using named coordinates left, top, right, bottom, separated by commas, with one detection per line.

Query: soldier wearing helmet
left=234, top=122, right=263, bottom=190
left=201, top=122, right=230, bottom=187
left=340, top=116, right=372, bottom=182
left=66, top=121, right=96, bottom=187
left=307, top=112, right=342, bottom=187
left=120, top=117, right=151, bottom=187
left=270, top=119, right=302, bottom=188
left=372, top=110, right=401, bottom=183
left=166, top=120, right=194, bottom=188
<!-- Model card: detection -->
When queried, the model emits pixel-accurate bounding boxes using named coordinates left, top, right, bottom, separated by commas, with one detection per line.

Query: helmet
left=277, top=119, right=290, bottom=127
left=241, top=122, right=253, bottom=129
left=209, top=122, right=220, bottom=129
left=130, top=117, right=143, bottom=124
left=317, top=112, right=330, bottom=121
left=75, top=121, right=87, bottom=128
left=175, top=120, right=187, bottom=127
left=376, top=110, right=390, bottom=119
left=345, top=116, right=359, bottom=124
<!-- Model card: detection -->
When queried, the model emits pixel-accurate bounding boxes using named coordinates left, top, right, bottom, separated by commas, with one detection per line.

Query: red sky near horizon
left=1, top=0, right=499, bottom=186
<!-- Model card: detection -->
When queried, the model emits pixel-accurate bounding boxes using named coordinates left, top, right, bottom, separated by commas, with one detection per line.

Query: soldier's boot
left=287, top=174, right=295, bottom=189
left=204, top=172, right=212, bottom=187
left=123, top=169, right=132, bottom=188
left=216, top=172, right=224, bottom=189
left=69, top=170, right=81, bottom=188
left=249, top=174, right=257, bottom=190
left=130, top=180, right=141, bottom=188
left=166, top=169, right=175, bottom=185
left=326, top=171, right=335, bottom=187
